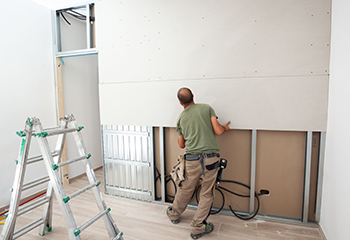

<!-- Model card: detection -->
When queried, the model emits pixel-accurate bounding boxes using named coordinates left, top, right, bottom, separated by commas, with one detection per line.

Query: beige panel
left=96, top=0, right=331, bottom=82
left=256, top=131, right=306, bottom=219
left=215, top=129, right=252, bottom=212
left=99, top=76, right=329, bottom=131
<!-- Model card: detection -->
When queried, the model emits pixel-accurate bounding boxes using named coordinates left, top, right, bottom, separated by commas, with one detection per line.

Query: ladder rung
left=22, top=176, right=50, bottom=191
left=13, top=217, right=44, bottom=240
left=74, top=208, right=111, bottom=237
left=52, top=154, right=91, bottom=170
left=34, top=126, right=84, bottom=138
left=63, top=181, right=100, bottom=203
left=27, top=150, right=59, bottom=165
left=17, top=196, right=49, bottom=217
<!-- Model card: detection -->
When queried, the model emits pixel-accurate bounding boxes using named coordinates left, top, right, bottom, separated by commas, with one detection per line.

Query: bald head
left=177, top=87, right=194, bottom=106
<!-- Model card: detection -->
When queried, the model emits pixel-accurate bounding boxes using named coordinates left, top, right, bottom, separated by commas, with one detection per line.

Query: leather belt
left=184, top=153, right=220, bottom=177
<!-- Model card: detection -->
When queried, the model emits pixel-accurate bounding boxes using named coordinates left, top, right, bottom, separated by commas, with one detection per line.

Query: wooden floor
left=0, top=168, right=325, bottom=240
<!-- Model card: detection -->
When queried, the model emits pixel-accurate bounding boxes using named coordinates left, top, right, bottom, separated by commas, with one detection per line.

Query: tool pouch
left=170, top=155, right=185, bottom=187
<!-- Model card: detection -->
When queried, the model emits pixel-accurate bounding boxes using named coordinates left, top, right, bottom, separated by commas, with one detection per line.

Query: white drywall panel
left=96, top=0, right=331, bottom=130
left=99, top=76, right=328, bottom=131
left=97, top=0, right=331, bottom=82
left=320, top=0, right=350, bottom=239
left=61, top=55, right=102, bottom=178
left=0, top=1, right=56, bottom=208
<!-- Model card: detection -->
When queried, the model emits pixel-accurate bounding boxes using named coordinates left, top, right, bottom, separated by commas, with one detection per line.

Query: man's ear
left=179, top=101, right=184, bottom=106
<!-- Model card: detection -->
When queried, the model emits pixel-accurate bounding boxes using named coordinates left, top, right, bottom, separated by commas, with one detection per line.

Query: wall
left=320, top=0, right=350, bottom=239
left=0, top=1, right=56, bottom=208
left=96, top=0, right=331, bottom=131
left=61, top=55, right=102, bottom=178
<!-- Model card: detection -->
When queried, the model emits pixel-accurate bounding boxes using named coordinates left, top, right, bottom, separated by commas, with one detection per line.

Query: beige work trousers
left=168, top=156, right=219, bottom=235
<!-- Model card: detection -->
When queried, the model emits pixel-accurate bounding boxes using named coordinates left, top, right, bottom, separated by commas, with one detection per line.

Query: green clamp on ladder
left=0, top=114, right=124, bottom=240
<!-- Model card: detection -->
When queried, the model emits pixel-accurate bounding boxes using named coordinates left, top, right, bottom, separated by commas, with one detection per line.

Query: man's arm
left=178, top=134, right=186, bottom=148
left=211, top=116, right=231, bottom=136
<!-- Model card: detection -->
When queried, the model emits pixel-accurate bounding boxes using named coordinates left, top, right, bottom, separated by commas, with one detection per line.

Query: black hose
left=218, top=185, right=260, bottom=221
left=195, top=185, right=225, bottom=215
left=157, top=167, right=261, bottom=220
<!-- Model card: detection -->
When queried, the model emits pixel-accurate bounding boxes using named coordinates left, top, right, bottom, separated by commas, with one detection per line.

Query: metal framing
left=52, top=2, right=96, bottom=58
left=159, top=127, right=166, bottom=203
left=250, top=130, right=257, bottom=214
left=315, top=132, right=326, bottom=222
left=101, top=125, right=155, bottom=202
left=302, top=131, right=313, bottom=223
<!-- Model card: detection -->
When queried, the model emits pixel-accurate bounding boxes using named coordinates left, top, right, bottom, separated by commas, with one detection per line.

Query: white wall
left=320, top=0, right=350, bottom=239
left=0, top=1, right=56, bottom=207
left=61, top=55, right=102, bottom=178
left=96, top=0, right=331, bottom=131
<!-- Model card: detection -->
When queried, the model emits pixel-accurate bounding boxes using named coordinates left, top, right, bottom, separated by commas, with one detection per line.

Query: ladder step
left=74, top=208, right=111, bottom=237
left=52, top=153, right=91, bottom=170
left=63, top=181, right=100, bottom=203
left=34, top=126, right=84, bottom=138
left=13, top=217, right=44, bottom=240
left=17, top=196, right=49, bottom=217
left=22, top=176, right=50, bottom=191
left=26, top=150, right=60, bottom=165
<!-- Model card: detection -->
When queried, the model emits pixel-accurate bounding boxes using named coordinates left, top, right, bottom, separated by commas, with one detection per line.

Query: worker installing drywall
left=167, top=87, right=231, bottom=239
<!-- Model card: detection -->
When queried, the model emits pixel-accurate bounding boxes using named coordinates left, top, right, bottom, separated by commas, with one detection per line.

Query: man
left=167, top=87, right=231, bottom=239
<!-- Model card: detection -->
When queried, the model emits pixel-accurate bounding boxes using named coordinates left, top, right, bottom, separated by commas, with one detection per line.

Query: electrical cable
left=155, top=165, right=263, bottom=220
left=57, top=8, right=95, bottom=25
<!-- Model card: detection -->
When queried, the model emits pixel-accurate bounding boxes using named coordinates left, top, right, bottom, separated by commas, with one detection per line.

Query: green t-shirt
left=176, top=104, right=220, bottom=154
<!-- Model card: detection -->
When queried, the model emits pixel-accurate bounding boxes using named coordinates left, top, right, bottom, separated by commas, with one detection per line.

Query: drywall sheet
left=96, top=0, right=331, bottom=131
left=99, top=76, right=328, bottom=131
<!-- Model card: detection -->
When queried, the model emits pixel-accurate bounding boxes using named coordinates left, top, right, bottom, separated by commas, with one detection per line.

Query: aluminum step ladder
left=0, top=114, right=123, bottom=240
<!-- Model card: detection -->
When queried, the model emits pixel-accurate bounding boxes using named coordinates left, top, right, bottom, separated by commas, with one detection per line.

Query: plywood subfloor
left=0, top=168, right=324, bottom=240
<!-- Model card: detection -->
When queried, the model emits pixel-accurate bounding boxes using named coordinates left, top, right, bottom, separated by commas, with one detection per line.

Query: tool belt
left=170, top=155, right=185, bottom=187
left=185, top=153, right=220, bottom=177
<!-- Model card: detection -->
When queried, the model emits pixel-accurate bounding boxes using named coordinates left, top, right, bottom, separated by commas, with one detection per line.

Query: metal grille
left=101, top=125, right=154, bottom=201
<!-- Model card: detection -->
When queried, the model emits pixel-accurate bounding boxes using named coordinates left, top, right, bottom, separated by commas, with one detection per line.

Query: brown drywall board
left=255, top=130, right=306, bottom=220
left=215, top=129, right=252, bottom=212
left=308, top=132, right=320, bottom=221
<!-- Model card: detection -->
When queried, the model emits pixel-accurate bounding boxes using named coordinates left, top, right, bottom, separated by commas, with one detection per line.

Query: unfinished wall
left=96, top=0, right=331, bottom=131
left=0, top=0, right=56, bottom=208
left=161, top=128, right=320, bottom=221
